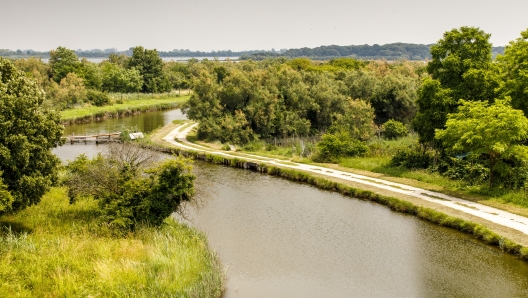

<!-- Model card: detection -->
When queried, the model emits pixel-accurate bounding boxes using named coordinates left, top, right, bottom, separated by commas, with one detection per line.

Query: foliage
left=64, top=144, right=195, bottom=230
left=413, top=78, right=455, bottom=145
left=391, top=146, right=433, bottom=169
left=499, top=29, right=528, bottom=116
left=184, top=58, right=410, bottom=145
left=331, top=98, right=376, bottom=141
left=101, top=62, right=143, bottom=93
left=414, top=27, right=500, bottom=146
left=49, top=46, right=80, bottom=83
left=0, top=187, right=223, bottom=297
left=315, top=131, right=369, bottom=162
left=46, top=72, right=87, bottom=109
left=13, top=57, right=50, bottom=89
left=435, top=99, right=528, bottom=187
left=127, top=46, right=171, bottom=93
left=370, top=74, right=417, bottom=124
left=0, top=58, right=64, bottom=213
left=427, top=26, right=499, bottom=101
left=77, top=58, right=103, bottom=90
left=382, top=119, right=408, bottom=140
left=86, top=89, right=110, bottom=106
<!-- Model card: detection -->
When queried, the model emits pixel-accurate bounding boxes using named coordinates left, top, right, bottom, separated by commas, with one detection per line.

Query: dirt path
left=162, top=123, right=528, bottom=237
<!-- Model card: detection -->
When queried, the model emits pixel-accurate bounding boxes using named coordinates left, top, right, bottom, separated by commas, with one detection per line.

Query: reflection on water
left=187, top=163, right=528, bottom=298
left=52, top=109, right=528, bottom=297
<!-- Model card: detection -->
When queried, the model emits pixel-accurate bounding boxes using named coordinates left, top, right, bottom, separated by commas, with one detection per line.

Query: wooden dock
left=67, top=133, right=121, bottom=144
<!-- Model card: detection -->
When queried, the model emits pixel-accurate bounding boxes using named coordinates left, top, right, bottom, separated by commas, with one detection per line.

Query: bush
left=382, top=119, right=408, bottom=140
left=435, top=157, right=489, bottom=185
left=63, top=143, right=195, bottom=230
left=315, top=133, right=369, bottom=162
left=391, top=146, right=433, bottom=169
left=86, top=89, right=110, bottom=106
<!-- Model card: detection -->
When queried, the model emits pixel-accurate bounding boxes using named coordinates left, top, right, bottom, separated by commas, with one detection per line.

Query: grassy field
left=60, top=94, right=190, bottom=123
left=0, top=187, right=223, bottom=297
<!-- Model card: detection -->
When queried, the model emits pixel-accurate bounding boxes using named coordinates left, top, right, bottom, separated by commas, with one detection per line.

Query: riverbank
left=0, top=187, right=223, bottom=297
left=60, top=95, right=190, bottom=124
left=149, top=122, right=528, bottom=259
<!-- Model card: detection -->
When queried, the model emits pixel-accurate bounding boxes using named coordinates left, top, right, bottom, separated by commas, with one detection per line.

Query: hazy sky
left=2, top=0, right=527, bottom=52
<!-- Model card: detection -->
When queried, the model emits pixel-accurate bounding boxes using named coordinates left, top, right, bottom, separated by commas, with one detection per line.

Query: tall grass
left=0, top=187, right=223, bottom=297
left=60, top=95, right=190, bottom=123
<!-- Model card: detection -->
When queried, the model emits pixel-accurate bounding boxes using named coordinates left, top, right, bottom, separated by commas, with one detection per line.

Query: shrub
left=391, top=146, right=433, bottom=169
left=315, top=133, right=369, bottom=162
left=63, top=143, right=195, bottom=230
left=382, top=119, right=408, bottom=140
left=86, top=89, right=110, bottom=106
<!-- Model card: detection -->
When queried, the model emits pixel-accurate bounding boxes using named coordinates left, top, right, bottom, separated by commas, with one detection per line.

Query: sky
left=2, top=0, right=527, bottom=52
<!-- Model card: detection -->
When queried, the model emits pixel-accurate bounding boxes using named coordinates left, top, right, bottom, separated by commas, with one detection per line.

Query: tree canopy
left=499, top=29, right=528, bottom=116
left=435, top=99, right=528, bottom=187
left=0, top=58, right=64, bottom=213
left=127, top=46, right=171, bottom=93
left=414, top=26, right=500, bottom=146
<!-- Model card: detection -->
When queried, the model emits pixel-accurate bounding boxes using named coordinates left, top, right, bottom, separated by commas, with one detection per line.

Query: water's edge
left=146, top=140, right=528, bottom=262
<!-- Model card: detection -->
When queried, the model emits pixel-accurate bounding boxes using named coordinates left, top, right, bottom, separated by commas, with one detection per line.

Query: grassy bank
left=0, top=187, right=223, bottom=297
left=60, top=94, right=190, bottom=124
left=219, top=135, right=528, bottom=217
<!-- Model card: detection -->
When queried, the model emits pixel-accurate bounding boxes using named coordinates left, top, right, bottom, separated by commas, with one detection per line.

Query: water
left=188, top=163, right=528, bottom=298
left=52, top=109, right=528, bottom=297
left=54, top=109, right=186, bottom=161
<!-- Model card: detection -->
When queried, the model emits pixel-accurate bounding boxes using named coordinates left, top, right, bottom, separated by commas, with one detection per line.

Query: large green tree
left=435, top=99, right=528, bottom=187
left=499, top=29, right=528, bottom=116
left=0, top=58, right=64, bottom=212
left=414, top=27, right=500, bottom=145
left=127, top=46, right=171, bottom=93
left=49, top=46, right=80, bottom=83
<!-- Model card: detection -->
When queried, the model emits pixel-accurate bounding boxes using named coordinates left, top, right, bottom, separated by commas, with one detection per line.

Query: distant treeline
left=241, top=44, right=507, bottom=61
left=0, top=48, right=269, bottom=59
left=1, top=44, right=506, bottom=61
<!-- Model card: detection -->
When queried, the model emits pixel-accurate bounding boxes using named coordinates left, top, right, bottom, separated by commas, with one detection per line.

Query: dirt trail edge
left=162, top=123, right=528, bottom=237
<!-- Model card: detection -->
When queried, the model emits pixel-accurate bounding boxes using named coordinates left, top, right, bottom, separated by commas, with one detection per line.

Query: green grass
left=60, top=95, right=190, bottom=123
left=0, top=187, right=223, bottom=297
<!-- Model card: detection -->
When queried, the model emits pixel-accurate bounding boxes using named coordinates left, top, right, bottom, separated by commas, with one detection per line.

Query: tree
left=101, top=62, right=142, bottom=94
left=64, top=143, right=195, bottom=230
left=427, top=26, right=498, bottom=102
left=435, top=99, right=528, bottom=187
left=499, top=29, right=528, bottom=116
left=127, top=46, right=171, bottom=93
left=77, top=59, right=102, bottom=90
left=413, top=78, right=456, bottom=145
left=49, top=46, right=80, bottom=83
left=414, top=27, right=500, bottom=145
left=46, top=72, right=87, bottom=109
left=0, top=58, right=64, bottom=213
left=370, top=74, right=417, bottom=124
left=332, top=98, right=375, bottom=141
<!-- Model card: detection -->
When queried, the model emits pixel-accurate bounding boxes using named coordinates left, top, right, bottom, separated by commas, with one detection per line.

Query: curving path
left=163, top=123, right=528, bottom=236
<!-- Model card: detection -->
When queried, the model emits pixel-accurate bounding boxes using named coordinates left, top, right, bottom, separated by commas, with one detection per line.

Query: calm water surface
left=187, top=163, right=528, bottom=298
left=53, top=109, right=528, bottom=297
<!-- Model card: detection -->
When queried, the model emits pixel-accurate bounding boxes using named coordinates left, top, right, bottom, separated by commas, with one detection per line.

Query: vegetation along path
left=161, top=123, right=528, bottom=238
